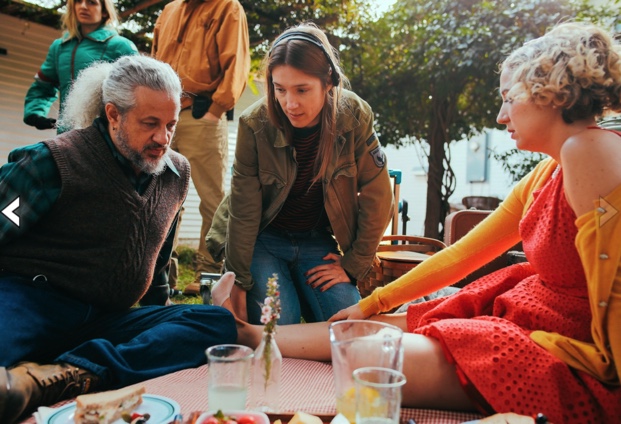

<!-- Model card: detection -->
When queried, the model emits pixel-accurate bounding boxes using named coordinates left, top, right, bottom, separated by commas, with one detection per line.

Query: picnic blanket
left=22, top=358, right=483, bottom=424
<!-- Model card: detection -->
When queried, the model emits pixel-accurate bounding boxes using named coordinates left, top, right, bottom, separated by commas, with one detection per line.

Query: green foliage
left=342, top=0, right=605, bottom=147
left=0, top=0, right=62, bottom=28
left=491, top=149, right=547, bottom=183
left=177, top=244, right=196, bottom=266
left=339, top=0, right=620, bottom=237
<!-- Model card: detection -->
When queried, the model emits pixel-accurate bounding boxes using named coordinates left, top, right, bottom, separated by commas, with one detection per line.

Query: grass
left=171, top=244, right=203, bottom=305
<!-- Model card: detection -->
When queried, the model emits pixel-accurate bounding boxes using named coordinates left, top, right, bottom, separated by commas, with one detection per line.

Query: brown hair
left=264, top=23, right=349, bottom=183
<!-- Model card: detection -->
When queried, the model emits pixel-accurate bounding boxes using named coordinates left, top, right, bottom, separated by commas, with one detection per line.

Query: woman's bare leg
left=212, top=274, right=332, bottom=360
left=213, top=276, right=474, bottom=411
left=355, top=313, right=473, bottom=409
left=400, top=333, right=476, bottom=411
left=369, top=312, right=409, bottom=332
left=230, top=310, right=333, bottom=361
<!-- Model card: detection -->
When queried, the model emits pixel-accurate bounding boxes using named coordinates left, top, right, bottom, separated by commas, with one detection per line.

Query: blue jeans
left=248, top=227, right=361, bottom=324
left=0, top=273, right=236, bottom=388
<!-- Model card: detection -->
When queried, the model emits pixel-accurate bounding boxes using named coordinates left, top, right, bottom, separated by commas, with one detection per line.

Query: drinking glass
left=206, top=344, right=254, bottom=410
left=354, top=367, right=406, bottom=424
left=329, top=320, right=404, bottom=422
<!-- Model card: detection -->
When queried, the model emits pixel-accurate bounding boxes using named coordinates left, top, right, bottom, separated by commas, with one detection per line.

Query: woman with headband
left=207, top=23, right=393, bottom=324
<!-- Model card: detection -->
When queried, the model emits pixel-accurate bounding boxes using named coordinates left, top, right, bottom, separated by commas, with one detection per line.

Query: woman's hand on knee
left=306, top=253, right=350, bottom=291
left=328, top=303, right=365, bottom=322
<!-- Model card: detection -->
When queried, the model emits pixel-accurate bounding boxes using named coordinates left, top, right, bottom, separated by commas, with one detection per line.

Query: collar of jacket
left=272, top=90, right=361, bottom=149
left=61, top=25, right=118, bottom=44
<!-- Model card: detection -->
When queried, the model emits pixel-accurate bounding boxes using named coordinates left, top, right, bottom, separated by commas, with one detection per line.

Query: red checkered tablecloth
left=21, top=358, right=483, bottom=424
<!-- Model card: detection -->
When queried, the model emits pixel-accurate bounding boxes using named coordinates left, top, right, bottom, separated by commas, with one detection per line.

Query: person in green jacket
left=23, top=0, right=138, bottom=133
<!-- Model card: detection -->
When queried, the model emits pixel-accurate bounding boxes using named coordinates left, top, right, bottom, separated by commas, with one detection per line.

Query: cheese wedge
left=289, top=411, right=323, bottom=424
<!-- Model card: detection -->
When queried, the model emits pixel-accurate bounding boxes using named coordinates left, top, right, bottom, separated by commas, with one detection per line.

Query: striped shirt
left=270, top=124, right=330, bottom=232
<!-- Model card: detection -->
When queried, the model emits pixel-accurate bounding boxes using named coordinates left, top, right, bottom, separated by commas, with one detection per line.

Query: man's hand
left=328, top=303, right=366, bottom=322
left=24, top=115, right=56, bottom=130
left=306, top=253, right=350, bottom=291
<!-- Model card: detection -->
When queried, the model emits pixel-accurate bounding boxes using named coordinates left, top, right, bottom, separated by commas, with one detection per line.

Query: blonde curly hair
left=501, top=22, right=621, bottom=123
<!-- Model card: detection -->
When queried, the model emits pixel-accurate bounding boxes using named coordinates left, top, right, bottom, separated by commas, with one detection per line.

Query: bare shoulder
left=561, top=128, right=621, bottom=216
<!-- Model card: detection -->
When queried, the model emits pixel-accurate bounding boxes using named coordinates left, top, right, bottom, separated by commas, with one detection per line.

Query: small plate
left=197, top=410, right=270, bottom=424
left=46, top=394, right=180, bottom=424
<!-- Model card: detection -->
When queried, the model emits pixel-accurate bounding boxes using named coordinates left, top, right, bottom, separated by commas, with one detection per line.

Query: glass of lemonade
left=353, top=367, right=406, bottom=424
left=329, top=321, right=403, bottom=423
left=206, top=344, right=254, bottom=410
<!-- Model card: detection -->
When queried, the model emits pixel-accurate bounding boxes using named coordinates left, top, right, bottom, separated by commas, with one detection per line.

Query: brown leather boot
left=182, top=281, right=200, bottom=296
left=0, top=362, right=99, bottom=424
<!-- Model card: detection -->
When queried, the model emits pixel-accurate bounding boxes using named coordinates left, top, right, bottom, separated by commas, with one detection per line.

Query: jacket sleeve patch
left=369, top=146, right=386, bottom=168
left=365, top=132, right=377, bottom=146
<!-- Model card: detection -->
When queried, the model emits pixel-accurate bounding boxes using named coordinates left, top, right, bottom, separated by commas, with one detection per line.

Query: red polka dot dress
left=406, top=168, right=621, bottom=423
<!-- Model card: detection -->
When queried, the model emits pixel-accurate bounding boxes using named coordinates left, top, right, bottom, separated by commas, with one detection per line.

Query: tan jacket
left=207, top=90, right=394, bottom=289
left=152, top=0, right=250, bottom=116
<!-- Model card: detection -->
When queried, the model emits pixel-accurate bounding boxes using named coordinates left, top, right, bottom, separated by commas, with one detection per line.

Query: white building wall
left=384, top=129, right=517, bottom=236
left=0, top=13, right=60, bottom=159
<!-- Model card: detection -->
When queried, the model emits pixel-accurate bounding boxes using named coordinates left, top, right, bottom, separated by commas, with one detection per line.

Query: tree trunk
left=423, top=126, right=445, bottom=240
left=423, top=95, right=455, bottom=240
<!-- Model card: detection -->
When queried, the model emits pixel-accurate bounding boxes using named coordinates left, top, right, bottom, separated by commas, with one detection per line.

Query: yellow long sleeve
left=359, top=159, right=558, bottom=316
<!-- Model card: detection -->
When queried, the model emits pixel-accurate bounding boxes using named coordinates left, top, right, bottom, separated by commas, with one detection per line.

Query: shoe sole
left=0, top=366, right=32, bottom=424
left=0, top=367, right=11, bottom=423
left=182, top=284, right=200, bottom=296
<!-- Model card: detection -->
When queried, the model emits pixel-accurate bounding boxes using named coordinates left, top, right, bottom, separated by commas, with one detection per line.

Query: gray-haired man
left=0, top=56, right=236, bottom=423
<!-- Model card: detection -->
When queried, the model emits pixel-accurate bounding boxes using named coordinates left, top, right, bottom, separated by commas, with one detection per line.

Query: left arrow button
left=2, top=197, right=20, bottom=226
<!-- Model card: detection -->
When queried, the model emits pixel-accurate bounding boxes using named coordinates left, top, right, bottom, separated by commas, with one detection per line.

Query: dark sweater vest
left=0, top=126, right=190, bottom=310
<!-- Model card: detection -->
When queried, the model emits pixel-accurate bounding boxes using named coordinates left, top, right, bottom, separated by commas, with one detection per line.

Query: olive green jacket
left=207, top=89, right=393, bottom=289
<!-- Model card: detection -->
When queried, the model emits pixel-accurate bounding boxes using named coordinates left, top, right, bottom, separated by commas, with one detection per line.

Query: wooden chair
left=462, top=196, right=501, bottom=210
left=357, top=235, right=446, bottom=298
left=444, top=209, right=524, bottom=287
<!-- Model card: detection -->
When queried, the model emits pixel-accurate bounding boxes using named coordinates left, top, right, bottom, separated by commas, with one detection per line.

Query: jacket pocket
left=332, top=164, right=358, bottom=204
left=259, top=170, right=286, bottom=189
left=332, top=162, right=357, bottom=182
left=184, top=16, right=218, bottom=80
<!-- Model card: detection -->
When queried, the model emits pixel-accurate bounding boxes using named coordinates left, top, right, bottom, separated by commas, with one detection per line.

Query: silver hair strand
left=59, top=55, right=182, bottom=130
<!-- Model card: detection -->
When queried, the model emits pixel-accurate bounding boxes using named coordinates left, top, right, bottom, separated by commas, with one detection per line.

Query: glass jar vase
left=251, top=330, right=282, bottom=412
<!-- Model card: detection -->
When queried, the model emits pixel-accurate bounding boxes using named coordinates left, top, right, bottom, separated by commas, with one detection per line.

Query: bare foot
left=210, top=273, right=261, bottom=347
left=211, top=272, right=249, bottom=322
left=211, top=272, right=236, bottom=307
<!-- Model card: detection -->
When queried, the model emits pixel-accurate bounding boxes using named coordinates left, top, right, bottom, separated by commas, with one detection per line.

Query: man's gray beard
left=115, top=122, right=167, bottom=175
